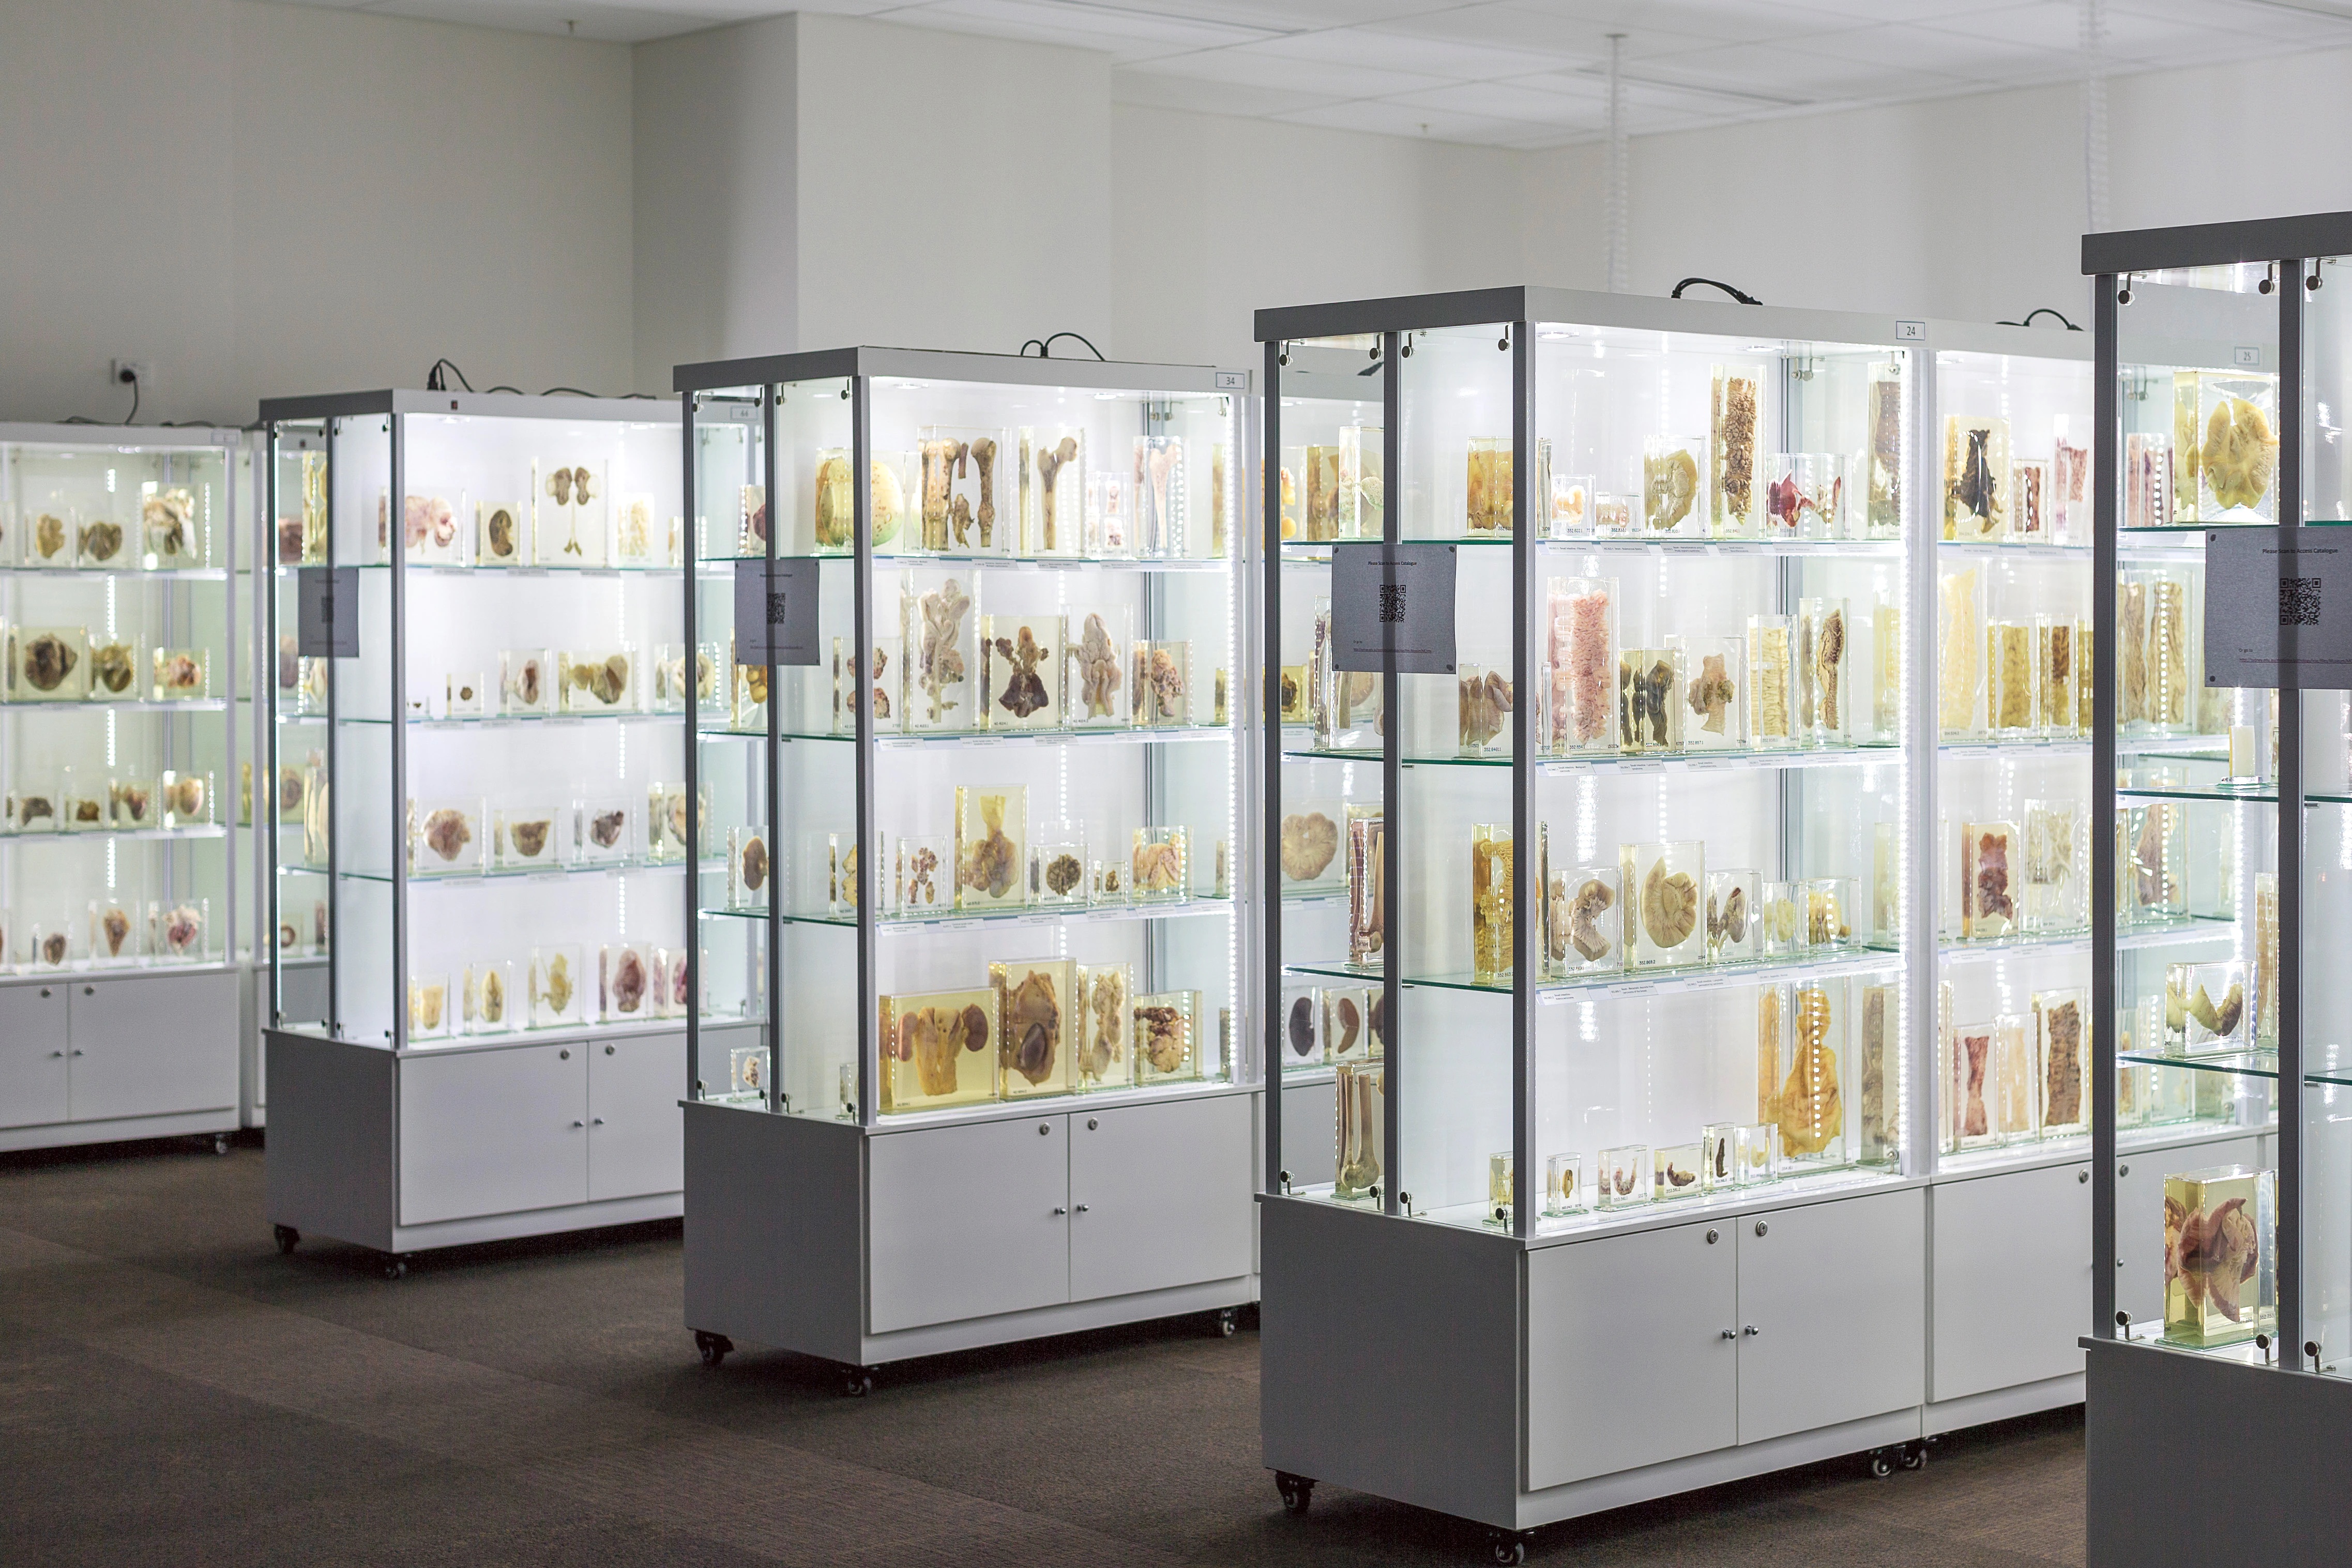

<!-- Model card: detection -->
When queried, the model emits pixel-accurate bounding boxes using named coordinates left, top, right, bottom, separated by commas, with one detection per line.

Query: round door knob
left=1721, top=1328, right=1736, bottom=1339
left=571, top=1120, right=584, bottom=1129
left=1086, top=1117, right=1099, bottom=1131
left=1743, top=1325, right=1759, bottom=1336
left=1038, top=1123, right=1050, bottom=1135
left=83, top=986, right=94, bottom=996
left=1706, top=1228, right=1719, bottom=1244
left=38, top=987, right=51, bottom=998
left=2078, top=1170, right=2090, bottom=1184
left=71, top=1049, right=83, bottom=1057
left=560, top=1048, right=571, bottom=1059
left=1052, top=1206, right=1068, bottom=1215
left=48, top=1051, right=63, bottom=1059
left=605, top=1044, right=615, bottom=1055
left=1074, top=1204, right=1089, bottom=1213
left=1754, top=1220, right=1769, bottom=1238
left=593, top=1117, right=605, bottom=1126
left=2119, top=1163, right=2130, bottom=1177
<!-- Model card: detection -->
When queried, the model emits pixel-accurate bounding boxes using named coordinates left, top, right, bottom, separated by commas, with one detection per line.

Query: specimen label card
left=732, top=557, right=822, bottom=666
left=297, top=566, right=359, bottom=658
left=2204, top=525, right=2352, bottom=689
left=1330, top=542, right=1456, bottom=674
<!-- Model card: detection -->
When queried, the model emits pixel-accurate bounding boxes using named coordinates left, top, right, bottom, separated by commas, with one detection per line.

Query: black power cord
left=424, top=357, right=647, bottom=399
left=1018, top=332, right=1107, bottom=361
left=1995, top=307, right=2083, bottom=331
left=1671, top=277, right=1763, bottom=306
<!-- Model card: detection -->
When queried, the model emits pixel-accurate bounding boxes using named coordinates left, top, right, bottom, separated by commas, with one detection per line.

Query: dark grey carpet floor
left=0, top=1135, right=2085, bottom=1565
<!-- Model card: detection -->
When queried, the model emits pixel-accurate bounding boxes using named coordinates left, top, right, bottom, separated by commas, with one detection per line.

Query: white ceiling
left=282, top=0, right=2352, bottom=148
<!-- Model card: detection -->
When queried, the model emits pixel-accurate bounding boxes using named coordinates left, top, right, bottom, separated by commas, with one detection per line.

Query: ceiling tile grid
left=293, top=0, right=2352, bottom=147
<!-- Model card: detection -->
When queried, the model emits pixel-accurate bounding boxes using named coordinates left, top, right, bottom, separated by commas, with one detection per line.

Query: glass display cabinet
left=257, top=391, right=690, bottom=1272
left=672, top=348, right=1259, bottom=1389
left=2083, top=215, right=2352, bottom=1568
left=0, top=423, right=247, bottom=1155
left=1256, top=287, right=2120, bottom=1555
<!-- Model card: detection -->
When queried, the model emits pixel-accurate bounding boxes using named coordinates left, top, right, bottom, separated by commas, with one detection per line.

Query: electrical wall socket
left=109, top=359, right=153, bottom=390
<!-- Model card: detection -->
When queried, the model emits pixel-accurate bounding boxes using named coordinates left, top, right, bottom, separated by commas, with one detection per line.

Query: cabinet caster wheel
left=273, top=1224, right=298, bottom=1255
left=1485, top=1529, right=1528, bottom=1564
left=1274, top=1471, right=1314, bottom=1516
left=382, top=1255, right=408, bottom=1281
left=838, top=1365, right=875, bottom=1398
left=1867, top=1449, right=1894, bottom=1480
left=1213, top=1307, right=1238, bottom=1339
left=210, top=1134, right=231, bottom=1156
left=1900, top=1439, right=1929, bottom=1471
left=694, top=1331, right=733, bottom=1369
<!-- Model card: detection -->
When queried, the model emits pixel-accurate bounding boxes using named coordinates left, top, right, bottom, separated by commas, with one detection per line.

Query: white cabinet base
left=685, top=1093, right=1258, bottom=1372
left=0, top=968, right=238, bottom=1153
left=265, top=1027, right=684, bottom=1256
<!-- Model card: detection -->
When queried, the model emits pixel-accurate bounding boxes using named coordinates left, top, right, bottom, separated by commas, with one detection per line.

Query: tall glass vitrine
left=0, top=424, right=246, bottom=1154
left=2083, top=215, right=2352, bottom=1568
left=259, top=391, right=693, bottom=1269
left=674, top=348, right=1263, bottom=1384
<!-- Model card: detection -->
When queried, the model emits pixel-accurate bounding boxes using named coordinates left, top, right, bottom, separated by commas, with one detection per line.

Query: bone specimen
left=91, top=641, right=134, bottom=694
left=23, top=632, right=77, bottom=693
left=918, top=441, right=959, bottom=551
left=81, top=520, right=123, bottom=562
left=1958, top=1027, right=1992, bottom=1138
left=1082, top=968, right=1126, bottom=1082
left=901, top=1002, right=990, bottom=1099
left=2171, top=1193, right=2260, bottom=1324
left=970, top=437, right=1000, bottom=547
left=1287, top=994, right=1316, bottom=1057
left=36, top=513, right=66, bottom=559
left=1459, top=669, right=1512, bottom=751
left=1644, top=446, right=1698, bottom=532
left=2203, top=396, right=2277, bottom=511
left=2042, top=997, right=2084, bottom=1126
left=1073, top=613, right=1120, bottom=718
left=606, top=948, right=647, bottom=1015
left=959, top=793, right=1019, bottom=900
left=1711, top=371, right=1757, bottom=530
left=915, top=579, right=972, bottom=724
left=422, top=808, right=473, bottom=862
left=1813, top=607, right=1845, bottom=731
left=1779, top=986, right=1843, bottom=1155
left=1686, top=653, right=1734, bottom=736
left=1037, top=437, right=1078, bottom=551
left=485, top=505, right=518, bottom=558
left=1006, top=969, right=1063, bottom=1086
left=1138, top=1004, right=1188, bottom=1074
left=510, top=819, right=552, bottom=860
left=569, top=653, right=630, bottom=707
left=1280, top=811, right=1338, bottom=882
left=1641, top=859, right=1698, bottom=951
left=991, top=627, right=1051, bottom=721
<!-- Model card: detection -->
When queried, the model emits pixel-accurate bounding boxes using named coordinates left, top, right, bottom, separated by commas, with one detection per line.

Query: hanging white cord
left=1605, top=33, right=1629, bottom=292
left=2081, top=0, right=2109, bottom=232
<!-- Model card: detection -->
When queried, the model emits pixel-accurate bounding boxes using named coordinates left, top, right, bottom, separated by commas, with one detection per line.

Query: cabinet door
left=1069, top=1096, right=1253, bottom=1302
left=586, top=1034, right=685, bottom=1201
left=1527, top=1220, right=1738, bottom=1490
left=399, top=1043, right=588, bottom=1226
left=0, top=981, right=70, bottom=1130
left=1933, top=1162, right=2092, bottom=1402
left=68, top=971, right=237, bottom=1123
left=869, top=1115, right=1069, bottom=1334
left=1736, top=1189, right=1926, bottom=1446
left=2117, top=1136, right=2259, bottom=1326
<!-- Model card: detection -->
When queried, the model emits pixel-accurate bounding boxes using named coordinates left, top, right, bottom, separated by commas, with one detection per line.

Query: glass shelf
left=315, top=710, right=682, bottom=730
left=1278, top=536, right=1901, bottom=560
left=0, top=698, right=225, bottom=714
left=301, top=561, right=686, bottom=577
left=1938, top=737, right=2089, bottom=757
left=0, top=565, right=229, bottom=581
left=701, top=722, right=1234, bottom=749
left=701, top=551, right=1231, bottom=573
left=4, top=824, right=226, bottom=845
left=1288, top=944, right=1900, bottom=1001
left=1939, top=914, right=2236, bottom=958
left=1285, top=741, right=1902, bottom=774
left=702, top=891, right=1236, bottom=933
left=321, top=854, right=715, bottom=885
left=1936, top=539, right=2090, bottom=558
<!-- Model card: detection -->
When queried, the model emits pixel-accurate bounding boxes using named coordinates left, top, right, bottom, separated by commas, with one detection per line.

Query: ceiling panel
left=280, top=0, right=2352, bottom=148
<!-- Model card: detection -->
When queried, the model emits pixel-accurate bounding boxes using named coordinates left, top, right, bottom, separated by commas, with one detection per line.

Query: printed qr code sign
left=1330, top=542, right=1456, bottom=674
left=2283, top=576, right=2323, bottom=627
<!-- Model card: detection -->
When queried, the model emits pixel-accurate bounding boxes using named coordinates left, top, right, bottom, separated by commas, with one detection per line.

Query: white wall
left=1110, top=105, right=1546, bottom=372
left=0, top=0, right=631, bottom=428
